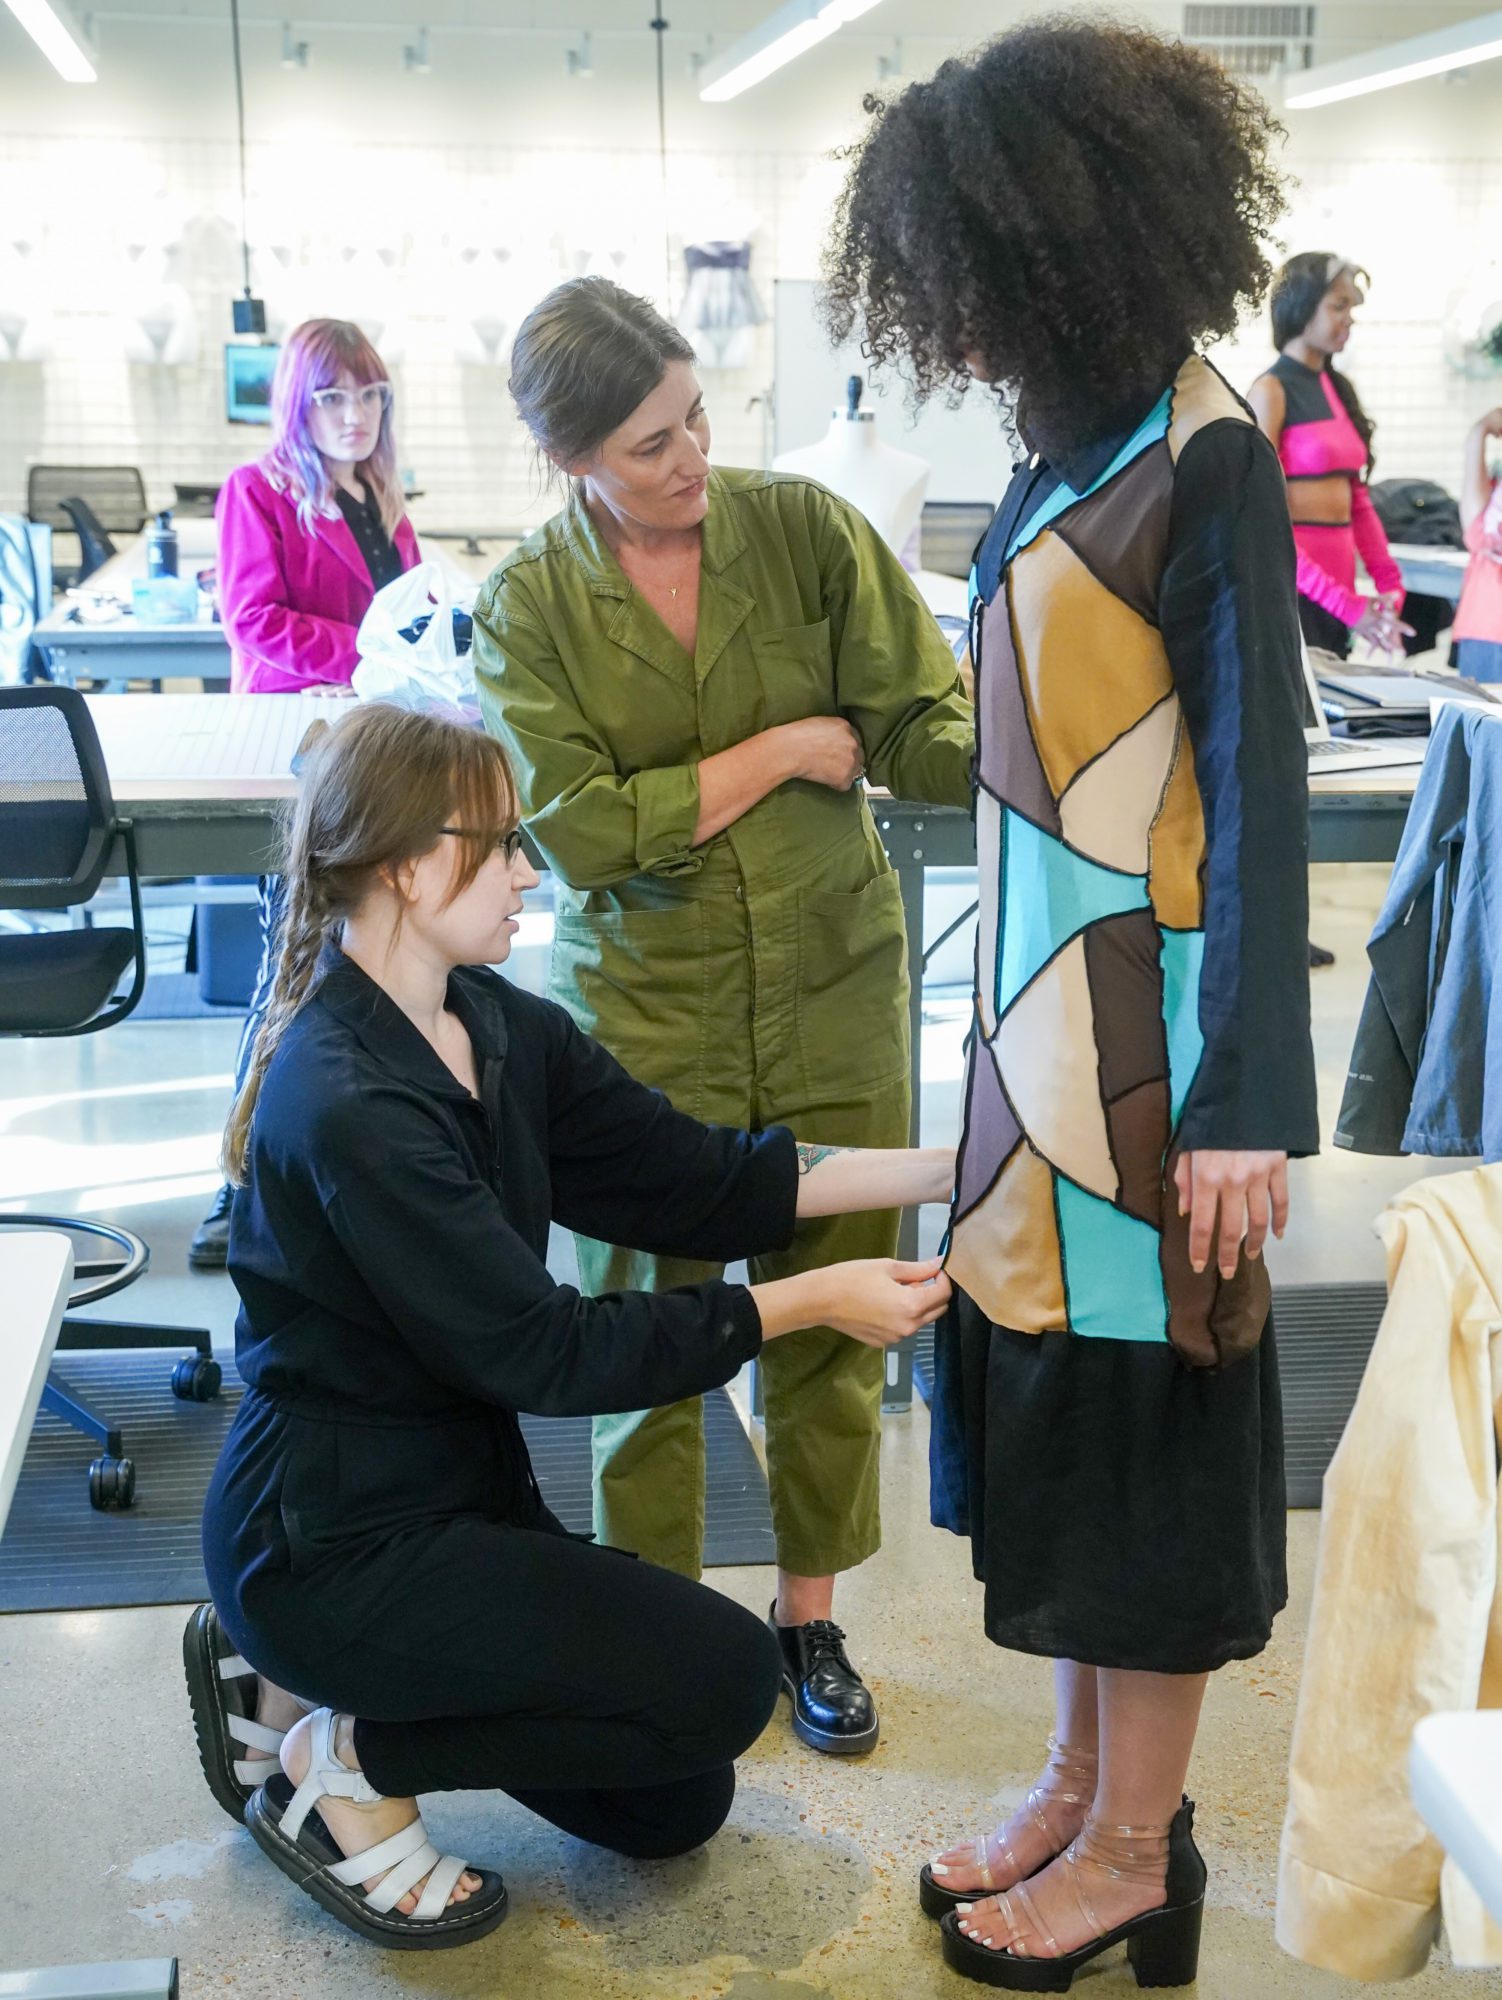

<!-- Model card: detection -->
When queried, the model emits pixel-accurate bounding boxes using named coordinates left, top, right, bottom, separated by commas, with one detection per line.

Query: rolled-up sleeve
left=812, top=487, right=976, bottom=808
left=473, top=592, right=703, bottom=888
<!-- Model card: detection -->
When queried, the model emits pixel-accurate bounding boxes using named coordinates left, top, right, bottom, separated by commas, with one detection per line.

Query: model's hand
left=1174, top=1151, right=1290, bottom=1281
left=822, top=1257, right=951, bottom=1345
left=1472, top=406, right=1502, bottom=442
left=785, top=716, right=865, bottom=791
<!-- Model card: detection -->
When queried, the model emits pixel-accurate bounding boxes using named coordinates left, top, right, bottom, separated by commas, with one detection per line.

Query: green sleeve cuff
left=633, top=762, right=704, bottom=877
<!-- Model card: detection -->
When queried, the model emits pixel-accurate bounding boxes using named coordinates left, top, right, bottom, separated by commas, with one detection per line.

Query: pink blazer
left=215, top=461, right=420, bottom=692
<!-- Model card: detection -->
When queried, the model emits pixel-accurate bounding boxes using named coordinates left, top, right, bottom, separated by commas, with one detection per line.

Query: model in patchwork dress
left=826, top=19, right=1319, bottom=1990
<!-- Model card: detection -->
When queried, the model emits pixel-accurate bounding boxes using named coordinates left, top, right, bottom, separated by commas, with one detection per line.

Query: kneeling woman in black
left=188, top=701, right=951, bottom=1951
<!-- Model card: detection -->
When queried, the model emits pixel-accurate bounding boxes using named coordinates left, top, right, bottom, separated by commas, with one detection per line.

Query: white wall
left=2, top=1, right=1501, bottom=534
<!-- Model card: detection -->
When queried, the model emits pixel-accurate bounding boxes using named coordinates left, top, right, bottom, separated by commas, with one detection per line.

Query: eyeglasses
left=311, top=383, right=393, bottom=417
left=440, top=827, right=527, bottom=861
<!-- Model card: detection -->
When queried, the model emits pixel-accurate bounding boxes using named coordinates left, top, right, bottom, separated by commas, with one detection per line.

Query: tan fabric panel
left=1147, top=723, right=1207, bottom=928
left=995, top=932, right=1119, bottom=1205
left=1058, top=692, right=1181, bottom=873
left=945, top=1139, right=1066, bottom=1335
left=1166, top=353, right=1251, bottom=464
left=1010, top=532, right=1174, bottom=797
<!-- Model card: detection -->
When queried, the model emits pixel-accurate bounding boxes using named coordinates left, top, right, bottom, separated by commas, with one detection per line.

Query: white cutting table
left=1411, top=1711, right=1502, bottom=1939
left=0, top=1232, right=72, bottom=1540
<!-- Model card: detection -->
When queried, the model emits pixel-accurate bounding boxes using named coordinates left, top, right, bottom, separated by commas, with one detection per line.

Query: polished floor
left=0, top=866, right=1491, bottom=1995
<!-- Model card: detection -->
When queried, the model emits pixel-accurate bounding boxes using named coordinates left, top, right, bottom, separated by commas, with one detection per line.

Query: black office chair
left=0, top=686, right=220, bottom=1511
left=26, top=465, right=147, bottom=589
left=57, top=496, right=118, bottom=584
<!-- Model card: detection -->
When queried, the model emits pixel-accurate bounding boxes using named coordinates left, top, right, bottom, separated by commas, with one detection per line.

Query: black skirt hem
left=977, top=1600, right=1287, bottom=1677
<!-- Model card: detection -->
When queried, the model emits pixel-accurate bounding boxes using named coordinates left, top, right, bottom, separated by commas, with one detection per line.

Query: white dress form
left=773, top=377, right=930, bottom=563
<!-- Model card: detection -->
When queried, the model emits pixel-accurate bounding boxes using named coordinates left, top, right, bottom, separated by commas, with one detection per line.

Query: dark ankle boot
left=768, top=1605, right=879, bottom=1755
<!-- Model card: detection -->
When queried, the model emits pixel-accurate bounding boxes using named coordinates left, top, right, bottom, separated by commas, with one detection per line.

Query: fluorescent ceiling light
left=2, top=0, right=96, bottom=79
left=699, top=0, right=883, bottom=103
left=1285, top=7, right=1502, bottom=109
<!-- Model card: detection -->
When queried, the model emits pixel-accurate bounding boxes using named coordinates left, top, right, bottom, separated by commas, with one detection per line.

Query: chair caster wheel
left=89, top=1455, right=136, bottom=1510
left=172, top=1356, right=222, bottom=1402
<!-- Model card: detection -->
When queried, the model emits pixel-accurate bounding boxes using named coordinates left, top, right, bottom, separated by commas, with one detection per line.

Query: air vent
left=1184, top=4, right=1316, bottom=76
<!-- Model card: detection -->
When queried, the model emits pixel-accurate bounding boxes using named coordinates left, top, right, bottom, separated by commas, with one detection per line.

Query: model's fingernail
left=931, top=1862, right=950, bottom=1876
left=1191, top=1257, right=1206, bottom=1273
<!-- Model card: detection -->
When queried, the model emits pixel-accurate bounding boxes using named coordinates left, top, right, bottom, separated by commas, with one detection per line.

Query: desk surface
left=1411, top=1711, right=1502, bottom=1938
left=88, top=691, right=321, bottom=803
left=0, top=1232, right=72, bottom=1541
left=90, top=690, right=1421, bottom=809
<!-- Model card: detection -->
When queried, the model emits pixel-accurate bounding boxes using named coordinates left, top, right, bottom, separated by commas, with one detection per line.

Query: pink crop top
left=1263, top=353, right=1403, bottom=628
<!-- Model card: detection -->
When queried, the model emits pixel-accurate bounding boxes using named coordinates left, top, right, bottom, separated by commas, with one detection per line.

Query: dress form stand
left=773, top=375, right=930, bottom=566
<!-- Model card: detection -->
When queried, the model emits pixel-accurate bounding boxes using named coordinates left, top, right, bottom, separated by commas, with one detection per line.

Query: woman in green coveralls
left=473, top=278, right=974, bottom=1756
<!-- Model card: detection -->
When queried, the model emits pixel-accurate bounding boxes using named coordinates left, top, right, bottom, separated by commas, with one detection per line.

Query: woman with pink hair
left=189, top=319, right=419, bottom=1269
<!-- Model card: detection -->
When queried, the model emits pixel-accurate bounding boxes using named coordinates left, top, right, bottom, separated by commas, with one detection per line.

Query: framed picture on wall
left=224, top=344, right=280, bottom=425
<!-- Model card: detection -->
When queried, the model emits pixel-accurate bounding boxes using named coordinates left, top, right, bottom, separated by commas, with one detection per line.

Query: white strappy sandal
left=182, top=1603, right=289, bottom=1822
left=244, top=1707, right=509, bottom=1951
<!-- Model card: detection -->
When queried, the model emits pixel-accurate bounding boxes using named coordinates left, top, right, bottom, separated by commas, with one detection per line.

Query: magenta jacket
left=215, top=462, right=420, bottom=692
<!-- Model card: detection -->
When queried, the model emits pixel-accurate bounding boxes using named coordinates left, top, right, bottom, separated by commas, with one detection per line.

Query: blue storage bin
left=196, top=877, right=262, bottom=1008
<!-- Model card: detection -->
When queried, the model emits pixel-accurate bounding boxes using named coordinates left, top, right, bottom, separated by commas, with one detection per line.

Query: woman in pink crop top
left=1249, top=254, right=1409, bottom=660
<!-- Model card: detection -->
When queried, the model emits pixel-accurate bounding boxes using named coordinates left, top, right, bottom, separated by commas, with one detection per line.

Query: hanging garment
left=1276, top=1166, right=1502, bottom=1979
left=677, top=241, right=767, bottom=371
left=1336, top=704, right=1502, bottom=1161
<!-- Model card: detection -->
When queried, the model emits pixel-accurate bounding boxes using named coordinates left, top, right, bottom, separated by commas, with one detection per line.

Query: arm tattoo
left=797, top=1143, right=852, bottom=1177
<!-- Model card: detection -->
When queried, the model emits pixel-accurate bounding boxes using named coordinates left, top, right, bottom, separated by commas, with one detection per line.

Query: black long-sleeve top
left=206, top=948, right=797, bottom=1583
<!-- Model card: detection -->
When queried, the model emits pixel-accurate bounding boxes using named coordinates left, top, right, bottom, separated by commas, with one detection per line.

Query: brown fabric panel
left=1166, top=353, right=1252, bottom=465
left=945, top=1140, right=1066, bottom=1335
left=977, top=590, right=1061, bottom=832
left=1084, top=908, right=1169, bottom=1102
left=1053, top=441, right=1174, bottom=627
left=1010, top=532, right=1175, bottom=797
left=1158, top=1145, right=1273, bottom=1368
left=1105, top=1078, right=1172, bottom=1227
left=1147, top=724, right=1206, bottom=929
left=955, top=1034, right=1023, bottom=1222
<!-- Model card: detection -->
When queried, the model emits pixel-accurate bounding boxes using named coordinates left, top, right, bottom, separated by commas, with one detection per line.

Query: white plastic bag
left=352, top=561, right=479, bottom=717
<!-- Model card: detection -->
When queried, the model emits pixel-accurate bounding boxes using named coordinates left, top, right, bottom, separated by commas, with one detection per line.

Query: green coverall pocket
left=549, top=904, right=710, bottom=1116
left=750, top=617, right=835, bottom=728
left=796, top=870, right=911, bottom=1098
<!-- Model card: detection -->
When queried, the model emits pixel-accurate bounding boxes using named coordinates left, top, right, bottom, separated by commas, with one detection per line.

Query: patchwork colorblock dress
left=931, top=356, right=1320, bottom=1673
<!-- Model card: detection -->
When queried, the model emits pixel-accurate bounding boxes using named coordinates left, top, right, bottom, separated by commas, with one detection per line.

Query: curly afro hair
left=823, top=15, right=1288, bottom=459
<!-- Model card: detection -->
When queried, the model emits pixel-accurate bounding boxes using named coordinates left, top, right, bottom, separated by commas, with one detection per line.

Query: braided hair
left=222, top=703, right=520, bottom=1184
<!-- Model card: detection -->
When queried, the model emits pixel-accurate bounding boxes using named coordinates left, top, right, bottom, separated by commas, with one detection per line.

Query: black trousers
left=229, top=1514, right=783, bottom=1862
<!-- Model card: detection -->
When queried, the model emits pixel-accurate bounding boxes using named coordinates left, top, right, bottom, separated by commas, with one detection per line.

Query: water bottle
left=145, top=509, right=178, bottom=579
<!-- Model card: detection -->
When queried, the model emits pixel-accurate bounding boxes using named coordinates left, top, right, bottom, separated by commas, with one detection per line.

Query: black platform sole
left=920, top=1861, right=974, bottom=1919
left=245, top=1773, right=509, bottom=1952
left=182, top=1603, right=259, bottom=1825
left=781, top=1676, right=880, bottom=1756
left=939, top=1893, right=1204, bottom=1991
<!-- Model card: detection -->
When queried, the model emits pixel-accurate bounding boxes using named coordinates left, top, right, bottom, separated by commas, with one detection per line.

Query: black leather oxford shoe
left=769, top=1605, right=880, bottom=1755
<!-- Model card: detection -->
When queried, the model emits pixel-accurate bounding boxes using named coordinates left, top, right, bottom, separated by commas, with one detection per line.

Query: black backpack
left=1370, top=478, right=1463, bottom=549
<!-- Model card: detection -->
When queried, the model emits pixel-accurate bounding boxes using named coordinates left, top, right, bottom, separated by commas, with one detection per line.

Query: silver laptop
left=1302, top=647, right=1428, bottom=773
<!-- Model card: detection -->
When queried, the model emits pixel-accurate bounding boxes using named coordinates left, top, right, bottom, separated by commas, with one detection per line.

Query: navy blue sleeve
left=1158, top=420, right=1320, bottom=1158
left=540, top=1000, right=801, bottom=1260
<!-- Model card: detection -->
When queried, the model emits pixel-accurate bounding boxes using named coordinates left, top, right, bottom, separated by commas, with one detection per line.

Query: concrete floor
left=0, top=865, right=1491, bottom=1995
